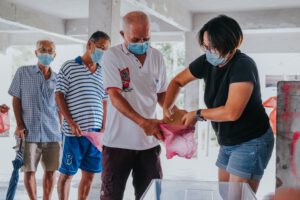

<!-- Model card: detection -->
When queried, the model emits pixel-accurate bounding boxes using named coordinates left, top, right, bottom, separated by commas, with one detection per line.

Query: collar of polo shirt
left=121, top=43, right=130, bottom=55
left=34, top=65, right=55, bottom=81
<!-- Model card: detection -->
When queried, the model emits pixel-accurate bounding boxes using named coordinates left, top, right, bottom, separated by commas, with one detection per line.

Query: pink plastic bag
left=81, top=131, right=104, bottom=152
left=0, top=112, right=10, bottom=134
left=160, top=124, right=197, bottom=159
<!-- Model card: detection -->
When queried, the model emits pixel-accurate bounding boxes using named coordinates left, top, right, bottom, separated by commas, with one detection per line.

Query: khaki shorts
left=23, top=142, right=61, bottom=172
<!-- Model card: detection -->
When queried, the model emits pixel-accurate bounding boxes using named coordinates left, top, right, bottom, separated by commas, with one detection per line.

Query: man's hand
left=140, top=119, right=164, bottom=141
left=0, top=104, right=9, bottom=113
left=15, top=126, right=26, bottom=139
left=100, top=127, right=105, bottom=133
left=69, top=121, right=82, bottom=137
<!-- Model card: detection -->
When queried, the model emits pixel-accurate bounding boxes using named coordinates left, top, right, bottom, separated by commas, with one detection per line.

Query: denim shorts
left=216, top=128, right=274, bottom=180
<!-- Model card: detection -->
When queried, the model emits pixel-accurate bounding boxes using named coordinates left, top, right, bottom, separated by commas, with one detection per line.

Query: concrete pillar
left=88, top=0, right=122, bottom=46
left=183, top=31, right=201, bottom=111
left=184, top=31, right=211, bottom=156
left=88, top=0, right=123, bottom=195
left=0, top=34, right=10, bottom=53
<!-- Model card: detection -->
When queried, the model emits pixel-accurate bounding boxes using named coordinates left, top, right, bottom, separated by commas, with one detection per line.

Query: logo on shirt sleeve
left=119, top=67, right=133, bottom=92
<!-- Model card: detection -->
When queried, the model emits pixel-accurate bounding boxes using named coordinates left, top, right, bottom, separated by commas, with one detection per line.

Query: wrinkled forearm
left=109, top=90, right=145, bottom=126
left=55, top=92, right=74, bottom=125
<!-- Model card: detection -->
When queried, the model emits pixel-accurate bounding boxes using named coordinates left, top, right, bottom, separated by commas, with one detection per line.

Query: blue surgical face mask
left=205, top=51, right=227, bottom=66
left=38, top=53, right=54, bottom=66
left=91, top=48, right=104, bottom=64
left=128, top=41, right=149, bottom=55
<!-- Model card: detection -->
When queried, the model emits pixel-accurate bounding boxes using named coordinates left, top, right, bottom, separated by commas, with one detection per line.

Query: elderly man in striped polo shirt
left=8, top=39, right=61, bottom=200
left=55, top=31, right=110, bottom=200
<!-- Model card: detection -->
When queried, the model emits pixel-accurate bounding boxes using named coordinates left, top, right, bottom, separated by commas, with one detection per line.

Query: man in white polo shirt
left=100, top=11, right=168, bottom=200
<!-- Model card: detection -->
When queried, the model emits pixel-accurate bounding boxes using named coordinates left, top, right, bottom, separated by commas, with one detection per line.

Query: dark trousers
left=100, top=145, right=162, bottom=200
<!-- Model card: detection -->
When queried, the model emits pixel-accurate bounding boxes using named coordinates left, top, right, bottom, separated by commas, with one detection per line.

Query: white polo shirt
left=101, top=43, right=167, bottom=150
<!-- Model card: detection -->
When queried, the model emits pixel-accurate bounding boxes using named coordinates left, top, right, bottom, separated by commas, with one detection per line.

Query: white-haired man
left=8, top=39, right=61, bottom=200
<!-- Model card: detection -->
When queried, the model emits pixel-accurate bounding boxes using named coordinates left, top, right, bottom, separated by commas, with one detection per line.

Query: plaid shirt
left=8, top=65, right=61, bottom=142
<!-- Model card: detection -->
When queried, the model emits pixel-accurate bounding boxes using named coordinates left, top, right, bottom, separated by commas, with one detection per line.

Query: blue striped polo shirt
left=56, top=56, right=106, bottom=136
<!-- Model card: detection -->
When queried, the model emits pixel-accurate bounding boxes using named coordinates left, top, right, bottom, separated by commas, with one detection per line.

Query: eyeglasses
left=201, top=44, right=216, bottom=53
left=38, top=47, right=55, bottom=54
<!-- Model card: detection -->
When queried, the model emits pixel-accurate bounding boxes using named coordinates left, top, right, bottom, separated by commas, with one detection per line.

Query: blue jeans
left=216, top=128, right=274, bottom=180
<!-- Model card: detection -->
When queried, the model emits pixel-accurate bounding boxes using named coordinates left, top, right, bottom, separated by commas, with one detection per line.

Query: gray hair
left=36, top=39, right=55, bottom=50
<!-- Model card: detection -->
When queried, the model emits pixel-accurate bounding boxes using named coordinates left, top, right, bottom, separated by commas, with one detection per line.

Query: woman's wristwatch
left=196, top=109, right=206, bottom=121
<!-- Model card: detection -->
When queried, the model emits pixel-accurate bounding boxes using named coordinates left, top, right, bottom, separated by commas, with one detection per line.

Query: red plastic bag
left=263, top=96, right=277, bottom=134
left=0, top=112, right=10, bottom=134
left=81, top=131, right=104, bottom=152
left=160, top=124, right=197, bottom=159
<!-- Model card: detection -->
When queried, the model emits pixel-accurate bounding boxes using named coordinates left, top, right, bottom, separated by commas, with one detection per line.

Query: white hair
left=36, top=39, right=55, bottom=50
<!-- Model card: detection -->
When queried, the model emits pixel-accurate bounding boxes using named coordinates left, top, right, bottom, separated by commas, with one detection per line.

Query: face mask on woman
left=128, top=41, right=149, bottom=55
left=37, top=53, right=54, bottom=66
left=91, top=48, right=104, bottom=64
left=205, top=50, right=227, bottom=66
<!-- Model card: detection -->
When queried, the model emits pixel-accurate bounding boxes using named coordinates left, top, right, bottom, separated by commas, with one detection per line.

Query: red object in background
left=160, top=124, right=197, bottom=159
left=0, top=111, right=10, bottom=134
left=263, top=96, right=277, bottom=134
left=291, top=132, right=300, bottom=179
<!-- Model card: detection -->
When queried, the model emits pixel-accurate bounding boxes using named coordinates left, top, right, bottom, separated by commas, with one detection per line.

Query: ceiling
left=5, top=0, right=300, bottom=20
left=180, top=0, right=300, bottom=13
left=5, top=0, right=89, bottom=19
left=2, top=0, right=300, bottom=47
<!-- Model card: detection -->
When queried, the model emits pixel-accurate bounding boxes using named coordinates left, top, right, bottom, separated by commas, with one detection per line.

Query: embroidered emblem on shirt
left=119, top=67, right=133, bottom=92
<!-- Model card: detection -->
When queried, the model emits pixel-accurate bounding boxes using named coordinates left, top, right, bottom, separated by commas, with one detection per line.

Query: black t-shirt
left=189, top=50, right=270, bottom=145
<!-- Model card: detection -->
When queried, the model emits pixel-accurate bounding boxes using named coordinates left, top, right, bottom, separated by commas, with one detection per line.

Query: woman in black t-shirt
left=163, top=15, right=274, bottom=194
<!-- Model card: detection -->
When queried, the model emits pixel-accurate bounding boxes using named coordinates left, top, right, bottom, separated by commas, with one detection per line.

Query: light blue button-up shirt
left=8, top=65, right=61, bottom=142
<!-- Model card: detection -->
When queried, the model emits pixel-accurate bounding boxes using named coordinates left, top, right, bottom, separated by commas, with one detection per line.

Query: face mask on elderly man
left=37, top=53, right=54, bottom=66
left=128, top=41, right=150, bottom=55
left=91, top=48, right=104, bottom=64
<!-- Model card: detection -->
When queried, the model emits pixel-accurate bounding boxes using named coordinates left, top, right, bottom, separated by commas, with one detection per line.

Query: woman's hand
left=163, top=68, right=197, bottom=121
left=182, top=110, right=197, bottom=126
left=163, top=106, right=174, bottom=122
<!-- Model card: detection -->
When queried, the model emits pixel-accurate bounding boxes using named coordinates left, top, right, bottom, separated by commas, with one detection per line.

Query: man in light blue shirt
left=8, top=39, right=61, bottom=200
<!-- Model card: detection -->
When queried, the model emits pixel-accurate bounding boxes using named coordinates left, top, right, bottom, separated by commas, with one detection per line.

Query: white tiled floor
left=0, top=136, right=275, bottom=200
